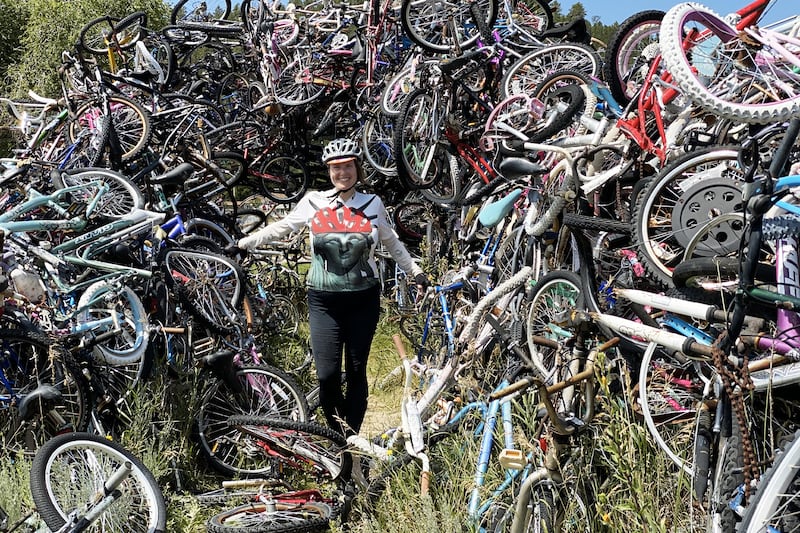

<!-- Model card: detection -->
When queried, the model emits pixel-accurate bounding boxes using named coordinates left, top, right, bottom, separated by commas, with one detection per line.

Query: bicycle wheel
left=401, top=0, right=498, bottom=54
left=30, top=432, right=166, bottom=532
left=162, top=248, right=244, bottom=334
left=79, top=12, right=146, bottom=55
left=171, top=0, right=237, bottom=30
left=515, top=473, right=591, bottom=532
left=216, top=72, right=252, bottom=120
left=207, top=501, right=331, bottom=533
left=380, top=61, right=427, bottom=117
left=362, top=108, right=397, bottom=176
left=633, top=146, right=744, bottom=288
left=526, top=83, right=589, bottom=142
left=602, top=10, right=664, bottom=107
left=0, top=330, right=89, bottom=453
left=197, top=365, right=310, bottom=476
left=672, top=256, right=775, bottom=291
left=77, top=280, right=149, bottom=366
left=226, top=415, right=349, bottom=480
left=275, top=53, right=326, bottom=106
left=661, top=3, right=800, bottom=124
left=255, top=154, right=309, bottom=204
left=69, top=94, right=151, bottom=163
left=394, top=88, right=448, bottom=190
left=636, top=342, right=715, bottom=477
left=265, top=294, right=300, bottom=337
left=708, top=414, right=744, bottom=532
left=52, top=167, right=144, bottom=219
left=739, top=430, right=800, bottom=532
left=183, top=216, right=236, bottom=247
left=496, top=0, right=553, bottom=51
left=525, top=271, right=583, bottom=383
left=500, top=43, right=602, bottom=99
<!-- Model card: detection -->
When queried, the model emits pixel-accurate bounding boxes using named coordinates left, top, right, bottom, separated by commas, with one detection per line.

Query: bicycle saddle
left=538, top=18, right=591, bottom=45
left=17, top=384, right=61, bottom=421
left=148, top=162, right=195, bottom=186
left=498, top=157, right=547, bottom=180
left=478, top=188, right=522, bottom=228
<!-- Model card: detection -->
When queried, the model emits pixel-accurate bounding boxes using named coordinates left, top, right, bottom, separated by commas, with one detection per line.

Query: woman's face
left=328, top=159, right=358, bottom=192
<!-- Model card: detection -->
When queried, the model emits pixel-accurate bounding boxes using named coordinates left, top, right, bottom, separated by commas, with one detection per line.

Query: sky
left=193, top=0, right=797, bottom=26
left=580, top=0, right=797, bottom=25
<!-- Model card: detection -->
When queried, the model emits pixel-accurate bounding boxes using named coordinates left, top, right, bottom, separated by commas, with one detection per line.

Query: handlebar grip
left=392, top=334, right=407, bottom=359
left=420, top=471, right=431, bottom=496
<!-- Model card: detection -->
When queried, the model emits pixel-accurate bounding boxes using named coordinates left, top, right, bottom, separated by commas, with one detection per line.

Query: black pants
left=307, top=284, right=380, bottom=436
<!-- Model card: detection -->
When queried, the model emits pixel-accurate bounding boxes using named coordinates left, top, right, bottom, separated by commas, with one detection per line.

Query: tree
left=0, top=1, right=30, bottom=88
left=565, top=2, right=586, bottom=22
left=2, top=0, right=170, bottom=98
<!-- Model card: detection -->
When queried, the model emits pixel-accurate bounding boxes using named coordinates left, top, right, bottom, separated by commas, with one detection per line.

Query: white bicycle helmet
left=321, top=137, right=362, bottom=164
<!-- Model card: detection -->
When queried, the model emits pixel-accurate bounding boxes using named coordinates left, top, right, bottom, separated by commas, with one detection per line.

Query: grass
left=0, top=302, right=701, bottom=532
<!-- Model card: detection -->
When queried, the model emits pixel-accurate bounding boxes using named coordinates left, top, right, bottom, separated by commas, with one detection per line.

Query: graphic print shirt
left=239, top=189, right=423, bottom=292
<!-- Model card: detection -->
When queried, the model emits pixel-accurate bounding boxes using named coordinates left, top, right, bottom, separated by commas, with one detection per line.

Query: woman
left=232, top=138, right=428, bottom=436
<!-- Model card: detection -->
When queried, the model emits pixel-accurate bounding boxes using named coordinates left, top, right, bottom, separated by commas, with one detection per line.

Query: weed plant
left=0, top=304, right=699, bottom=532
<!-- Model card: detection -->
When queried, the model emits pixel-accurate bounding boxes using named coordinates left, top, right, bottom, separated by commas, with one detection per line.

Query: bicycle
left=0, top=432, right=166, bottom=532
left=659, top=0, right=800, bottom=124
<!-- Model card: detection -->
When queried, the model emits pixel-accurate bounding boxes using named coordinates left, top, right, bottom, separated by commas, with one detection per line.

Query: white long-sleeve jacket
left=239, top=189, right=423, bottom=292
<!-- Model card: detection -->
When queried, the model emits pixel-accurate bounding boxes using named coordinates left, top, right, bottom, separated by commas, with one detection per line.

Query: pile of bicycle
left=2, top=0, right=800, bottom=531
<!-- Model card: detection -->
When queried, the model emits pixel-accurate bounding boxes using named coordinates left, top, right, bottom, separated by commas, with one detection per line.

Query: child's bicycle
left=0, top=432, right=166, bottom=532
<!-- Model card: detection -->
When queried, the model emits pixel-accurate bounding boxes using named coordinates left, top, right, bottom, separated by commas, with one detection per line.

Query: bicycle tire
left=602, top=10, right=664, bottom=106
left=162, top=248, right=243, bottom=334
left=263, top=293, right=300, bottom=337
left=52, top=167, right=144, bottom=219
left=362, top=109, right=397, bottom=176
left=496, top=0, right=553, bottom=51
left=79, top=11, right=146, bottom=55
left=77, top=280, right=149, bottom=366
left=739, top=430, right=800, bottom=532
left=171, top=0, right=234, bottom=26
left=532, top=69, right=597, bottom=137
left=708, top=414, right=744, bottom=532
left=671, top=256, right=775, bottom=290
left=275, top=54, right=327, bottom=106
left=197, top=365, right=311, bottom=476
left=30, top=432, right=166, bottom=532
left=525, top=271, right=583, bottom=383
left=66, top=109, right=110, bottom=168
left=636, top=342, right=715, bottom=477
left=0, top=330, right=89, bottom=453
left=236, top=208, right=269, bottom=235
left=525, top=84, right=587, bottom=143
left=226, top=415, right=348, bottom=480
left=394, top=87, right=449, bottom=190
left=216, top=72, right=252, bottom=120
left=401, top=0, right=498, bottom=54
left=149, top=38, right=177, bottom=90
left=633, top=146, right=744, bottom=288
left=207, top=501, right=331, bottom=533
left=562, top=212, right=632, bottom=234
left=660, top=3, right=800, bottom=124
left=380, top=62, right=424, bottom=117
left=183, top=216, right=236, bottom=247
left=68, top=94, right=152, bottom=163
left=500, top=43, right=602, bottom=100
left=255, top=154, right=309, bottom=205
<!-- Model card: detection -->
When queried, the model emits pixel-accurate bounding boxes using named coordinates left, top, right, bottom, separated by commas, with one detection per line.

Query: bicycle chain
left=711, top=330, right=758, bottom=501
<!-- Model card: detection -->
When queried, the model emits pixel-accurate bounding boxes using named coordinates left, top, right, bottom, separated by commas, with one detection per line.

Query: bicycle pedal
left=192, top=337, right=215, bottom=358
left=498, top=448, right=526, bottom=470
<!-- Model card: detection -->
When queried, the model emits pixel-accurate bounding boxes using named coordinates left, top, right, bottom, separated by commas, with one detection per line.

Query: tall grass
left=0, top=307, right=701, bottom=532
